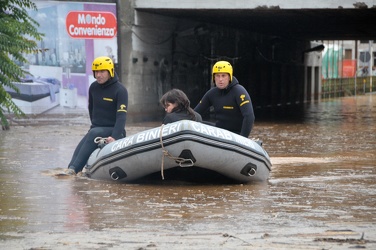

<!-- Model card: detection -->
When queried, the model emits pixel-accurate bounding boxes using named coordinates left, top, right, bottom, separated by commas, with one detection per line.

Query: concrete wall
left=119, top=3, right=178, bottom=122
left=119, top=5, right=214, bottom=122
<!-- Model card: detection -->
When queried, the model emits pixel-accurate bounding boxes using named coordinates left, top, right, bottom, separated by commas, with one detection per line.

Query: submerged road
left=0, top=94, right=375, bottom=249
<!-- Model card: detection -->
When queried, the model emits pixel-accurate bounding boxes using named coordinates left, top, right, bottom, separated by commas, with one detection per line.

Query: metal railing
left=322, top=76, right=375, bottom=98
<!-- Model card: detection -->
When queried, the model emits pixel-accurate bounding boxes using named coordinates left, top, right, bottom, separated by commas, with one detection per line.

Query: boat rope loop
left=94, top=137, right=106, bottom=144
left=159, top=124, right=194, bottom=180
left=94, top=137, right=107, bottom=149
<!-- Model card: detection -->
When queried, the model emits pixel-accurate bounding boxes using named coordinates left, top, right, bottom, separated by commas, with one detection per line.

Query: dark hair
left=160, top=89, right=196, bottom=120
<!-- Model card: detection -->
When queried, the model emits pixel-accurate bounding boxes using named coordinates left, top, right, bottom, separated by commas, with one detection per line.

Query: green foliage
left=0, top=0, right=43, bottom=129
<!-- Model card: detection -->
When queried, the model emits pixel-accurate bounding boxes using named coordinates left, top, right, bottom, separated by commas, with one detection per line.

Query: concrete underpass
left=110, top=0, right=376, bottom=122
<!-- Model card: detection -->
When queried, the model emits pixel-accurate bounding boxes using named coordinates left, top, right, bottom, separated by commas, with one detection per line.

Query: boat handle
left=111, top=172, right=119, bottom=180
left=179, top=159, right=194, bottom=167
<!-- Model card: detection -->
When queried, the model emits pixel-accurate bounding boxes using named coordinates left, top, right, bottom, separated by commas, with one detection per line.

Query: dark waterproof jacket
left=163, top=110, right=202, bottom=124
left=88, top=73, right=128, bottom=139
left=194, top=76, right=255, bottom=137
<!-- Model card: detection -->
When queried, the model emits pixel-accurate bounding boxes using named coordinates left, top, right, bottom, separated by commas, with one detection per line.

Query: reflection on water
left=0, top=94, right=375, bottom=249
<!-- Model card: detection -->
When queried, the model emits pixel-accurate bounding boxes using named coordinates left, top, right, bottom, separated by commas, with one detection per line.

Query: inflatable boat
left=85, top=120, right=272, bottom=184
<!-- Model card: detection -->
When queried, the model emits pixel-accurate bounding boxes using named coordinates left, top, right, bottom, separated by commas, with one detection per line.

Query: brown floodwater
left=0, top=94, right=375, bottom=249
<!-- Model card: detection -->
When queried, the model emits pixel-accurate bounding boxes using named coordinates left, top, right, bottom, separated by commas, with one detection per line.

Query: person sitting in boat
left=160, top=88, right=202, bottom=124
left=194, top=60, right=255, bottom=138
left=66, top=56, right=128, bottom=175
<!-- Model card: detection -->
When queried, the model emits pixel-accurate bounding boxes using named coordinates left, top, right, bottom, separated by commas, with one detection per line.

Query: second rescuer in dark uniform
left=194, top=61, right=255, bottom=138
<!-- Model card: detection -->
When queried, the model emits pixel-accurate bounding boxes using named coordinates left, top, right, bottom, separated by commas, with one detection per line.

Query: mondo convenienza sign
left=66, top=11, right=117, bottom=39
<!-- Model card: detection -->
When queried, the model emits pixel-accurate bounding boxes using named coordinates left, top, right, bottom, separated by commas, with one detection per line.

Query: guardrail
left=322, top=76, right=375, bottom=98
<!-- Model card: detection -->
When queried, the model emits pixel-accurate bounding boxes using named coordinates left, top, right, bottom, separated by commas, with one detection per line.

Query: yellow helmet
left=92, top=56, right=114, bottom=78
left=212, top=61, right=233, bottom=82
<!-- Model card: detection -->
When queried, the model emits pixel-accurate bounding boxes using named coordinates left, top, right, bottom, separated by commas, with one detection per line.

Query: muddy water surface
left=0, top=94, right=375, bottom=249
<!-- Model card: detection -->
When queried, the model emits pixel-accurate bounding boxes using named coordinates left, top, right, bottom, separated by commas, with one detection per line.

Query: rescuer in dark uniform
left=194, top=61, right=255, bottom=137
left=66, top=56, right=128, bottom=175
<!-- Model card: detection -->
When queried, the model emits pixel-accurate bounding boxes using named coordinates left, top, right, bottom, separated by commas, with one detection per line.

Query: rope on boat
left=159, top=124, right=193, bottom=180
left=94, top=137, right=107, bottom=149
left=94, top=137, right=107, bottom=144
